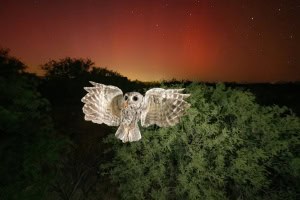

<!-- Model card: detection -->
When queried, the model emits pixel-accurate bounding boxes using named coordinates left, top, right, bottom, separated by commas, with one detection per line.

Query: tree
left=42, top=57, right=93, bottom=80
left=39, top=57, right=148, bottom=199
left=0, top=48, right=26, bottom=76
left=0, top=49, right=69, bottom=200
left=101, top=83, right=300, bottom=199
left=40, top=57, right=142, bottom=106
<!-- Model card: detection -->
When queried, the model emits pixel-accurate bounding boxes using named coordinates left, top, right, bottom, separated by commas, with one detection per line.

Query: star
left=257, top=48, right=264, bottom=56
left=258, top=32, right=263, bottom=38
left=162, top=0, right=169, bottom=8
left=33, top=0, right=39, bottom=7
left=154, top=23, right=161, bottom=32
left=287, top=58, right=296, bottom=66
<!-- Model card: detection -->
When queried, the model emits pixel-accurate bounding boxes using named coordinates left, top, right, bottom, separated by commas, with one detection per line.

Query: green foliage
left=102, top=83, right=300, bottom=200
left=2, top=49, right=299, bottom=199
left=0, top=49, right=70, bottom=200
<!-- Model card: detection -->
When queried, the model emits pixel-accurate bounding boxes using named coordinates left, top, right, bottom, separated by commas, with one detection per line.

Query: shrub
left=0, top=49, right=69, bottom=200
left=101, top=83, right=300, bottom=200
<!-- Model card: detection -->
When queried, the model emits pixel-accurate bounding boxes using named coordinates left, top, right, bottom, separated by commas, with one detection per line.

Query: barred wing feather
left=81, top=81, right=123, bottom=126
left=141, top=88, right=190, bottom=127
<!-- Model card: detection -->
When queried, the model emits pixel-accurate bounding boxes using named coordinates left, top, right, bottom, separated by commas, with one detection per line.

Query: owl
left=81, top=81, right=190, bottom=143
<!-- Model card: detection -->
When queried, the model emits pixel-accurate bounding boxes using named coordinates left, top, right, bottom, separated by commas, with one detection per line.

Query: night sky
left=0, top=0, right=299, bottom=82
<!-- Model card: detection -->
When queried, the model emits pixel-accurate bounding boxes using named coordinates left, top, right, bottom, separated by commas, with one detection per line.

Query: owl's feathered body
left=121, top=107, right=141, bottom=126
left=81, top=82, right=190, bottom=143
left=116, top=103, right=142, bottom=142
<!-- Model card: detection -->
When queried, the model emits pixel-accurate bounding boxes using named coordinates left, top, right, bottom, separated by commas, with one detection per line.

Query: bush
left=101, top=83, right=300, bottom=200
left=0, top=49, right=70, bottom=200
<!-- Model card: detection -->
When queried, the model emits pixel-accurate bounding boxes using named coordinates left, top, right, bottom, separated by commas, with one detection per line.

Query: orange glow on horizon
left=0, top=0, right=299, bottom=82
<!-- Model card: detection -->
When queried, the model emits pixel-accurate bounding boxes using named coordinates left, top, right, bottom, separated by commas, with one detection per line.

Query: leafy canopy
left=0, top=49, right=69, bottom=200
left=102, top=83, right=300, bottom=200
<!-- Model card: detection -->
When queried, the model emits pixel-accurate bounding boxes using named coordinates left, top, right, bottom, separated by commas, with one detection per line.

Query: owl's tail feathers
left=115, top=124, right=141, bottom=143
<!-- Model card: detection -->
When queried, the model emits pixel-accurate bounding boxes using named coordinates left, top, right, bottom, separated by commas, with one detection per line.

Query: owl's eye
left=124, top=95, right=128, bottom=100
left=133, top=96, right=138, bottom=101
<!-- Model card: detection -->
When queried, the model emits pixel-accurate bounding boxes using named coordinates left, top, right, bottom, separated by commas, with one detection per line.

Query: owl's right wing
left=81, top=81, right=123, bottom=126
left=141, top=88, right=190, bottom=127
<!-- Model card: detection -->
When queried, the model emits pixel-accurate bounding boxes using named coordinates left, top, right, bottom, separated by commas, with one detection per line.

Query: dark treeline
left=1, top=49, right=299, bottom=199
left=160, top=80, right=300, bottom=116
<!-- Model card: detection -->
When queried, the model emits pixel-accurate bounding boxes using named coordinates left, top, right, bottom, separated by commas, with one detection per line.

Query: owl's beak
left=123, top=101, right=128, bottom=108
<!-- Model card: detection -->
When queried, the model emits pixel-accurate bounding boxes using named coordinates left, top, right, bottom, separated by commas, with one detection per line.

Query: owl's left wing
left=81, top=81, right=123, bottom=126
left=141, top=88, right=190, bottom=127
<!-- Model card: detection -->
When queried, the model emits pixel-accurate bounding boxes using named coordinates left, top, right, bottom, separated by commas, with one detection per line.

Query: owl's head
left=123, top=92, right=143, bottom=109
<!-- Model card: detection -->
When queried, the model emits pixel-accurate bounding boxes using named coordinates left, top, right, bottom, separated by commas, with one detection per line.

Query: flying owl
left=81, top=81, right=190, bottom=143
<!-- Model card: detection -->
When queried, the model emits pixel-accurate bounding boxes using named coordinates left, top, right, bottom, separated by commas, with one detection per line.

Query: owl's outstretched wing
left=141, top=88, right=190, bottom=127
left=81, top=81, right=123, bottom=126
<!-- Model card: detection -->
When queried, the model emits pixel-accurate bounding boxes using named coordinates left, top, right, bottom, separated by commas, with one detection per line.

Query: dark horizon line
left=1, top=47, right=297, bottom=85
